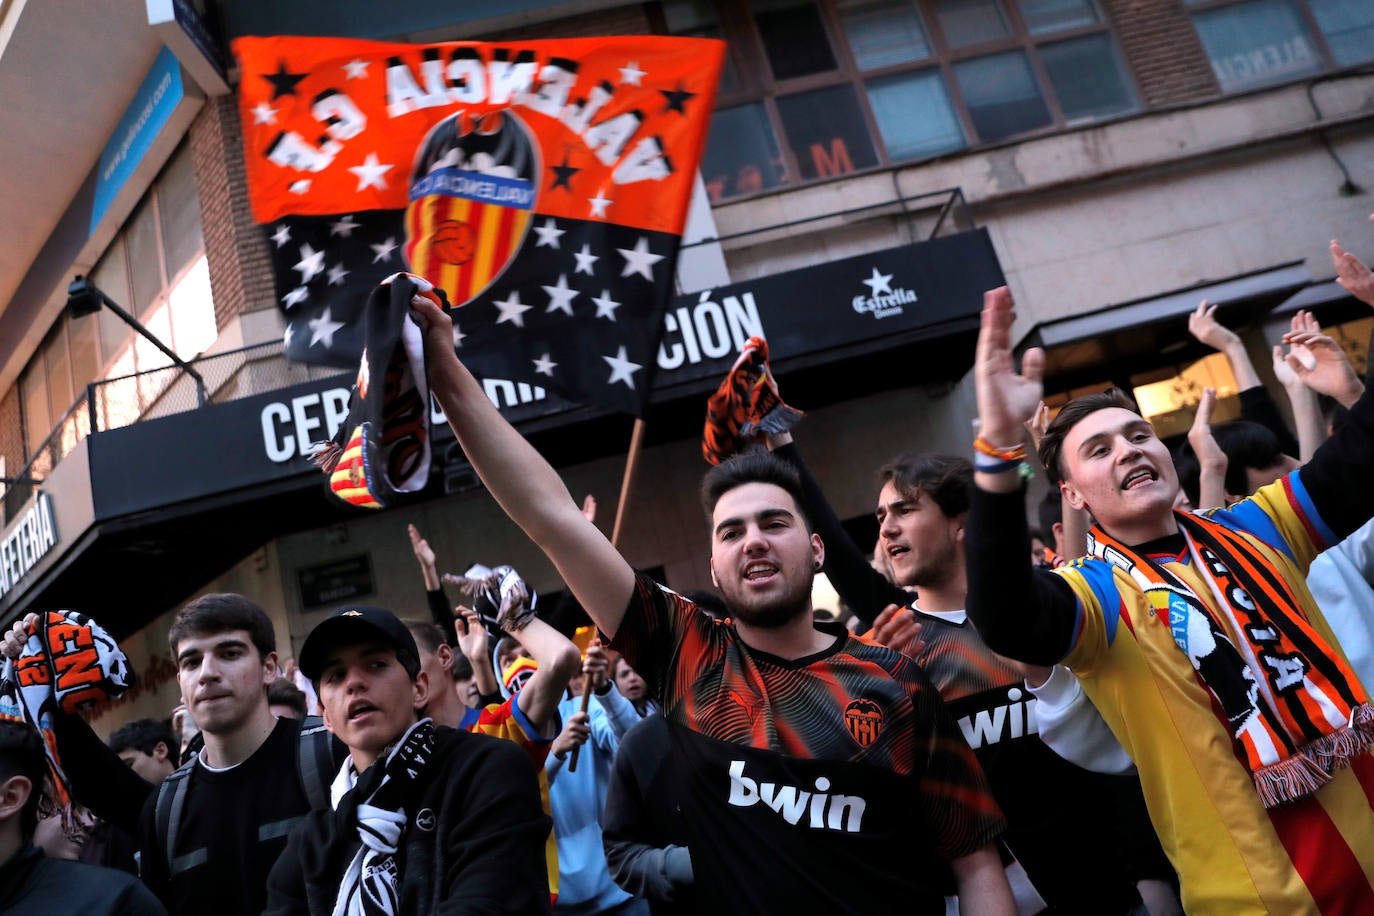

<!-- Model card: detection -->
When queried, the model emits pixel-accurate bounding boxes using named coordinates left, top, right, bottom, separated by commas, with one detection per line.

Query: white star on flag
left=289, top=179, right=312, bottom=195
left=617, top=237, right=664, bottom=281
left=327, top=263, right=349, bottom=286
left=533, top=218, right=565, bottom=249
left=349, top=152, right=394, bottom=191
left=493, top=290, right=532, bottom=327
left=252, top=102, right=278, bottom=125
left=618, top=61, right=647, bottom=86
left=282, top=286, right=310, bottom=309
left=293, top=244, right=326, bottom=283
left=572, top=243, right=599, bottom=276
left=271, top=225, right=292, bottom=248
left=533, top=353, right=558, bottom=376
left=588, top=193, right=612, bottom=219
left=592, top=290, right=621, bottom=321
left=283, top=324, right=295, bottom=348
left=371, top=237, right=399, bottom=263
left=451, top=322, right=466, bottom=348
left=343, top=58, right=370, bottom=80
left=330, top=215, right=361, bottom=237
left=308, top=307, right=345, bottom=348
left=603, top=346, right=642, bottom=389
left=863, top=267, right=894, bottom=297
left=542, top=274, right=579, bottom=315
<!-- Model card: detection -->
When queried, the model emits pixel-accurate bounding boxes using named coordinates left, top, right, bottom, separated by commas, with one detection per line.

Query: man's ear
left=0, top=774, right=33, bottom=822
left=262, top=651, right=280, bottom=685
left=709, top=561, right=719, bottom=589
left=1051, top=520, right=1064, bottom=544
left=153, top=741, right=170, bottom=763
left=810, top=532, right=825, bottom=571
left=1060, top=480, right=1088, bottom=513
left=436, top=643, right=454, bottom=674
left=953, top=512, right=967, bottom=543
left=413, top=670, right=431, bottom=711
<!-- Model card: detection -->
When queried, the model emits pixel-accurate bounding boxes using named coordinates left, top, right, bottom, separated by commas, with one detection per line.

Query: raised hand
left=1024, top=401, right=1051, bottom=449
left=1187, top=388, right=1228, bottom=509
left=1331, top=239, right=1374, bottom=308
left=583, top=639, right=610, bottom=693
left=408, top=523, right=440, bottom=590
left=1, top=613, right=38, bottom=660
left=862, top=604, right=924, bottom=657
left=454, top=606, right=489, bottom=662
left=551, top=710, right=591, bottom=759
left=975, top=287, right=1043, bottom=447
left=1187, top=300, right=1241, bottom=352
left=1281, top=330, right=1365, bottom=407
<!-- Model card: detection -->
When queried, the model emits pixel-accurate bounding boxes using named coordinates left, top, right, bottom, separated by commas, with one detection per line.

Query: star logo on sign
left=271, top=224, right=292, bottom=248
left=618, top=61, right=647, bottom=86
left=533, top=353, right=558, bottom=376
left=349, top=152, right=393, bottom=191
left=588, top=193, right=612, bottom=219
left=371, top=237, right=399, bottom=263
left=533, top=218, right=565, bottom=249
left=862, top=267, right=894, bottom=297
left=548, top=154, right=579, bottom=192
left=572, top=243, right=599, bottom=276
left=542, top=274, right=579, bottom=315
left=327, top=263, right=349, bottom=286
left=308, top=307, right=345, bottom=348
left=282, top=286, right=310, bottom=310
left=493, top=290, right=532, bottom=327
left=343, top=59, right=370, bottom=80
left=330, top=215, right=361, bottom=237
left=592, top=290, right=621, bottom=321
left=262, top=60, right=307, bottom=99
left=252, top=102, right=278, bottom=125
left=293, top=244, right=326, bottom=283
left=603, top=346, right=642, bottom=389
left=451, top=322, right=466, bottom=349
left=289, top=180, right=312, bottom=195
left=617, top=237, right=664, bottom=281
left=660, top=82, right=697, bottom=115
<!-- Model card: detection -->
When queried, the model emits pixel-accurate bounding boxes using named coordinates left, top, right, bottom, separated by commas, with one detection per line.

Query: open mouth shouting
left=1121, top=467, right=1159, bottom=491
left=743, top=560, right=779, bottom=583
left=346, top=698, right=381, bottom=722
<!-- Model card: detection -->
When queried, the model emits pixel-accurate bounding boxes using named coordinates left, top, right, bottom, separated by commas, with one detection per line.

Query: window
left=15, top=142, right=213, bottom=458
left=1187, top=0, right=1374, bottom=93
left=669, top=0, right=1140, bottom=204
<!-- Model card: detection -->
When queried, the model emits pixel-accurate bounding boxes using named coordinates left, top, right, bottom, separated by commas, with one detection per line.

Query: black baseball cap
left=298, top=605, right=421, bottom=683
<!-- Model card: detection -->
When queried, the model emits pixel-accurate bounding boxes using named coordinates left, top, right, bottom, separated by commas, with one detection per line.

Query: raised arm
left=454, top=607, right=500, bottom=700
left=410, top=295, right=636, bottom=637
left=510, top=615, right=580, bottom=737
left=1187, top=388, right=1229, bottom=510
left=1190, top=299, right=1301, bottom=455
left=1273, top=311, right=1328, bottom=461
left=966, top=288, right=1080, bottom=663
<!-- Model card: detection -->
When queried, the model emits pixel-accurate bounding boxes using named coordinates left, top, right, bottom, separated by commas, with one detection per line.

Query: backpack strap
left=154, top=758, right=197, bottom=876
left=296, top=715, right=335, bottom=810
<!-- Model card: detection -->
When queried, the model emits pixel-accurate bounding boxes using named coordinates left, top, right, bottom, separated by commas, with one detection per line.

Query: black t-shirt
left=608, top=573, right=1005, bottom=914
left=138, top=718, right=316, bottom=915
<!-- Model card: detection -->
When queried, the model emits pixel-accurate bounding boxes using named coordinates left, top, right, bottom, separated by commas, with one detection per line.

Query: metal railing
left=4, top=340, right=339, bottom=520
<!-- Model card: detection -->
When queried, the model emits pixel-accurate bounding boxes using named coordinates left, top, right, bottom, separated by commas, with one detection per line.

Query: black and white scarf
left=333, top=719, right=436, bottom=916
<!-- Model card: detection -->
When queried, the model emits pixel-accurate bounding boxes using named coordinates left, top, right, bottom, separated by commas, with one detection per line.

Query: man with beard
left=408, top=293, right=1012, bottom=915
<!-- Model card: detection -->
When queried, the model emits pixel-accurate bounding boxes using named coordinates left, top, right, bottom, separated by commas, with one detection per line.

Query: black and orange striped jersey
left=608, top=572, right=1004, bottom=913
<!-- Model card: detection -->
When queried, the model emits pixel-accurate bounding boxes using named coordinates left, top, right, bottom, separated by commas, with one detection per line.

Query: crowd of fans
left=2, top=226, right=1374, bottom=915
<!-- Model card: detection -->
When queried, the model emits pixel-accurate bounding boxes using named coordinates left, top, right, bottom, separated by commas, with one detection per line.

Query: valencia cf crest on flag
left=234, top=35, right=725, bottom=416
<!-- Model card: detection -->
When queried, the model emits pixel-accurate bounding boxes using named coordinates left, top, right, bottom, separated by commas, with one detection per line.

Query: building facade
left=0, top=0, right=1370, bottom=731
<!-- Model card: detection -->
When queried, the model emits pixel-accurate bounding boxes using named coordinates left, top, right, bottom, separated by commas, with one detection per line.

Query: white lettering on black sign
left=0, top=493, right=59, bottom=599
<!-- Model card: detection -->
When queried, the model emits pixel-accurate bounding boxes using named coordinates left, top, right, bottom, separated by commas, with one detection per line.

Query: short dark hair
left=267, top=680, right=309, bottom=719
left=1174, top=420, right=1287, bottom=504
left=404, top=620, right=447, bottom=654
left=451, top=652, right=474, bottom=682
left=878, top=453, right=972, bottom=519
left=1038, top=388, right=1140, bottom=485
left=700, top=449, right=810, bottom=529
left=168, top=593, right=276, bottom=660
left=108, top=718, right=174, bottom=757
left=1038, top=489, right=1063, bottom=537
left=495, top=636, right=522, bottom=665
left=0, top=721, right=46, bottom=840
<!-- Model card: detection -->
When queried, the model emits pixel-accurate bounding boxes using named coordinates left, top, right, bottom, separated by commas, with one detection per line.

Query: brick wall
left=1106, top=0, right=1220, bottom=107
left=190, top=95, right=276, bottom=332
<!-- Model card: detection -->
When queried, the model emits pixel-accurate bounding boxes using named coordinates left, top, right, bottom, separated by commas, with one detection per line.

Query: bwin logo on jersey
left=726, top=760, right=866, bottom=833
left=957, top=687, right=1039, bottom=750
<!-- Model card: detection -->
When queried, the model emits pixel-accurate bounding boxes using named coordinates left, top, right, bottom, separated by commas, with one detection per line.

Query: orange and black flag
left=234, top=35, right=724, bottom=415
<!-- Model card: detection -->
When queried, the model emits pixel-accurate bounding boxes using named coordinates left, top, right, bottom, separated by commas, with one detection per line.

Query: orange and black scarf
left=702, top=336, right=803, bottom=465
left=1089, top=511, right=1374, bottom=807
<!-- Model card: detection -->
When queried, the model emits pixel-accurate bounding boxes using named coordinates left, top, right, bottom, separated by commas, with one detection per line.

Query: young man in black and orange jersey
left=409, top=294, right=1013, bottom=915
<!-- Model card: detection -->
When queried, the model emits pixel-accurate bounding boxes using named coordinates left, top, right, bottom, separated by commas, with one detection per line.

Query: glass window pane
left=44, top=326, right=73, bottom=422
left=701, top=104, right=788, bottom=202
left=1041, top=34, right=1138, bottom=121
left=663, top=0, right=742, bottom=92
left=934, top=0, right=1010, bottom=47
left=20, top=364, right=50, bottom=455
left=776, top=85, right=881, bottom=180
left=754, top=0, right=839, bottom=79
left=100, top=347, right=140, bottom=431
left=838, top=0, right=933, bottom=69
left=158, top=144, right=204, bottom=277
left=168, top=256, right=216, bottom=359
left=1020, top=0, right=1100, bottom=33
left=127, top=196, right=163, bottom=315
left=68, top=310, right=101, bottom=394
left=866, top=70, right=968, bottom=160
left=1309, top=0, right=1374, bottom=66
left=1192, top=0, right=1323, bottom=93
left=91, top=237, right=132, bottom=367
left=954, top=51, right=1053, bottom=141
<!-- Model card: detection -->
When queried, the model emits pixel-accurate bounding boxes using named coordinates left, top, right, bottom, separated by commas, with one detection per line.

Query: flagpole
left=570, top=416, right=646, bottom=772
